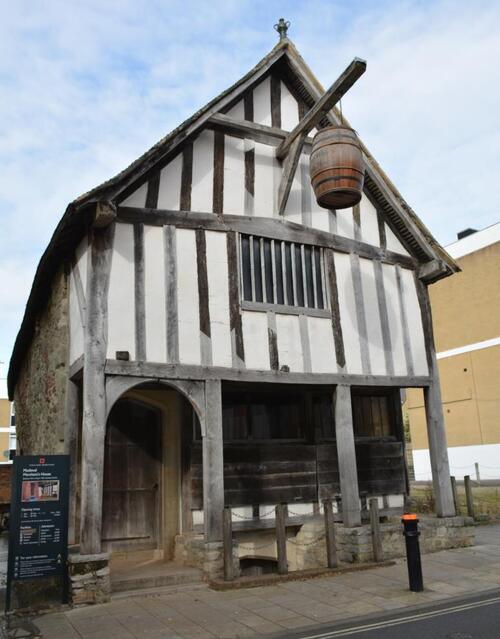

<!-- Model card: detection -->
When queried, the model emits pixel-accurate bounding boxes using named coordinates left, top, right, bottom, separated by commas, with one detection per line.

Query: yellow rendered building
left=406, top=223, right=500, bottom=480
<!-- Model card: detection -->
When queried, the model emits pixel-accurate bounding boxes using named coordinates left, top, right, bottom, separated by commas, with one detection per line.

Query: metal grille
left=239, top=234, right=327, bottom=310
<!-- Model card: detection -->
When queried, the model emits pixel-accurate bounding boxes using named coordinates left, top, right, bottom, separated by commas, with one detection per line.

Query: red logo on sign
left=39, top=458, right=45, bottom=464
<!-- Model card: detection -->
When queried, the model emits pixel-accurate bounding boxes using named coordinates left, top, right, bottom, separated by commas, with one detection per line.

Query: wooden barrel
left=309, top=126, right=365, bottom=210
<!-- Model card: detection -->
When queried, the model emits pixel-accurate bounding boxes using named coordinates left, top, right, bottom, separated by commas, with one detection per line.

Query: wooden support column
left=416, top=278, right=456, bottom=518
left=203, top=379, right=224, bottom=542
left=64, top=378, right=80, bottom=546
left=80, top=224, right=114, bottom=555
left=334, top=385, right=361, bottom=527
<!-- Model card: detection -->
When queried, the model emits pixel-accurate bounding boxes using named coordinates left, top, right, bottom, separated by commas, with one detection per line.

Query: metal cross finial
left=274, top=18, right=290, bottom=41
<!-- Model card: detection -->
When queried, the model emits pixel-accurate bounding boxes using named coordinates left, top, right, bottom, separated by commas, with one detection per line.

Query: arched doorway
left=102, top=398, right=162, bottom=551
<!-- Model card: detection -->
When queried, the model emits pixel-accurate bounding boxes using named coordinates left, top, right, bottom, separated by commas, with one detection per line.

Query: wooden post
left=334, top=385, right=361, bottom=527
left=464, top=475, right=475, bottom=520
left=64, top=378, right=80, bottom=546
left=80, top=225, right=114, bottom=555
left=223, top=507, right=234, bottom=581
left=323, top=499, right=338, bottom=568
left=203, top=379, right=224, bottom=542
left=369, top=498, right=383, bottom=563
left=275, top=504, right=288, bottom=575
left=450, top=476, right=459, bottom=514
left=475, top=462, right=481, bottom=485
left=417, top=280, right=455, bottom=518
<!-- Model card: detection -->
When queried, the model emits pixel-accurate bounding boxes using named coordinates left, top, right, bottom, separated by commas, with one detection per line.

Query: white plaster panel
left=276, top=314, right=303, bottom=372
left=144, top=225, right=167, bottom=362
left=334, top=252, right=363, bottom=374
left=75, top=236, right=88, bottom=293
left=385, top=223, right=410, bottom=255
left=399, top=267, right=429, bottom=375
left=157, top=153, right=182, bottom=210
left=191, top=129, right=214, bottom=213
left=359, top=193, right=380, bottom=247
left=308, top=316, right=337, bottom=373
left=242, top=311, right=270, bottom=369
left=205, top=231, right=232, bottom=367
left=280, top=81, right=299, bottom=131
left=336, top=208, right=355, bottom=239
left=121, top=181, right=147, bottom=208
left=223, top=135, right=245, bottom=215
left=359, top=258, right=386, bottom=375
left=301, top=153, right=330, bottom=231
left=254, top=142, right=275, bottom=217
left=226, top=100, right=245, bottom=120
left=176, top=228, right=201, bottom=364
left=381, top=263, right=407, bottom=375
left=107, top=223, right=135, bottom=359
left=69, top=268, right=83, bottom=364
left=253, top=76, right=271, bottom=126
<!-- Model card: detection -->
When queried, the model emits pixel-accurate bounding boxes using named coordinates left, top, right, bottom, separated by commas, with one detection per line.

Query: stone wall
left=68, top=553, right=110, bottom=606
left=14, top=267, right=69, bottom=455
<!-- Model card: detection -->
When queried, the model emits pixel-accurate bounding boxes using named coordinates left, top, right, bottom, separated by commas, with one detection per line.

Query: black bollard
left=401, top=513, right=423, bottom=592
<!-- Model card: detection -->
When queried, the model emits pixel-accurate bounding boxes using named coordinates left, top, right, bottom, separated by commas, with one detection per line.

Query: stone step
left=111, top=563, right=203, bottom=594
left=111, top=582, right=208, bottom=600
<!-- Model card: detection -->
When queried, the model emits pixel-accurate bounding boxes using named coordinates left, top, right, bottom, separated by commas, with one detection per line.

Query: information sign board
left=6, top=455, right=70, bottom=611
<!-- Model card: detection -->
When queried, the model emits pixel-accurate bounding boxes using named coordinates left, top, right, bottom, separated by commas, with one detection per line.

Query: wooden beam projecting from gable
left=276, top=58, right=366, bottom=217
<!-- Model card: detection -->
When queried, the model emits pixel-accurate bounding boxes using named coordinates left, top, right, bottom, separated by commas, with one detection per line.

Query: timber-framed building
left=9, top=33, right=462, bottom=594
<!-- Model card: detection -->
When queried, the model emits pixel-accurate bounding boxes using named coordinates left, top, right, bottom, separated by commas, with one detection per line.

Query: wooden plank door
left=102, top=399, right=162, bottom=550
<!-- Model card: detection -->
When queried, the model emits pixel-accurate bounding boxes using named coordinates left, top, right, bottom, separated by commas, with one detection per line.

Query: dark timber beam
left=276, top=58, right=367, bottom=161
left=105, top=359, right=431, bottom=388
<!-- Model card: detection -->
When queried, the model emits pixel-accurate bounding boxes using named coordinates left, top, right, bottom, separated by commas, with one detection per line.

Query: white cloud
left=1, top=0, right=499, bottom=371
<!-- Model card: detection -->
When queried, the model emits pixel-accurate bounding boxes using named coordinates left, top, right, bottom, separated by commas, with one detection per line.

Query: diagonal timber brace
left=276, top=57, right=366, bottom=216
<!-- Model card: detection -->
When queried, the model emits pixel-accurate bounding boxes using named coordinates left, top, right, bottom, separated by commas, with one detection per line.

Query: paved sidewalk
left=34, top=524, right=500, bottom=639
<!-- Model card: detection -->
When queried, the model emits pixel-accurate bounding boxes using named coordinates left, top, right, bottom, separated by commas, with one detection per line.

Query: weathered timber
left=373, top=260, right=395, bottom=376
left=203, top=380, right=224, bottom=541
left=180, top=143, right=193, bottom=211
left=145, top=172, right=160, bottom=209
left=325, top=249, right=346, bottom=369
left=270, top=75, right=281, bottom=129
left=213, top=130, right=224, bottom=216
left=395, top=265, right=414, bottom=376
left=80, top=223, right=115, bottom=554
left=275, top=504, right=288, bottom=575
left=93, top=200, right=117, bottom=228
left=207, top=112, right=315, bottom=148
left=164, top=225, right=179, bottom=363
left=195, top=230, right=212, bottom=366
left=418, top=259, right=449, bottom=284
left=276, top=58, right=366, bottom=161
left=134, top=223, right=146, bottom=360
left=71, top=255, right=86, bottom=329
left=244, top=146, right=255, bottom=216
left=324, top=499, right=338, bottom=568
left=464, top=475, right=475, bottom=519
left=223, top=507, right=234, bottom=581
left=450, top=476, right=459, bottom=514
left=243, top=91, right=253, bottom=122
left=334, top=385, right=361, bottom=527
left=105, top=359, right=431, bottom=388
left=350, top=254, right=371, bottom=375
left=68, top=354, right=84, bottom=380
left=415, top=276, right=455, bottom=517
left=117, top=207, right=417, bottom=267
left=64, top=378, right=80, bottom=545
left=376, top=210, right=387, bottom=249
left=277, top=133, right=307, bottom=216
left=299, top=314, right=312, bottom=373
left=241, top=300, right=330, bottom=318
left=369, top=498, right=383, bottom=562
left=226, top=232, right=245, bottom=367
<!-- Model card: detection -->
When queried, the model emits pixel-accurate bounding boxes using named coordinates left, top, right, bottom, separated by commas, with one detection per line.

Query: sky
left=1, top=0, right=499, bottom=397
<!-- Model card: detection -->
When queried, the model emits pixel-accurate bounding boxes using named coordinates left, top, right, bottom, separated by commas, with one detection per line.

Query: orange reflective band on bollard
left=401, top=513, right=418, bottom=521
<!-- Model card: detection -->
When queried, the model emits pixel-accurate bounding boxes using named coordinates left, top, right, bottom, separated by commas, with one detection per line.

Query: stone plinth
left=68, top=553, right=110, bottom=606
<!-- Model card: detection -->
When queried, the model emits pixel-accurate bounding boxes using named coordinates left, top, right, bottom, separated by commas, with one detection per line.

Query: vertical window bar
left=291, top=242, right=298, bottom=305
left=271, top=239, right=277, bottom=304
left=249, top=234, right=256, bottom=302
left=301, top=244, right=308, bottom=308
left=260, top=237, right=267, bottom=303
left=281, top=241, right=288, bottom=305
left=311, top=246, right=318, bottom=308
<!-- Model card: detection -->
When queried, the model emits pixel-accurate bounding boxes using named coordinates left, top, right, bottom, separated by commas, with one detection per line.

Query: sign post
left=6, top=455, right=70, bottom=613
